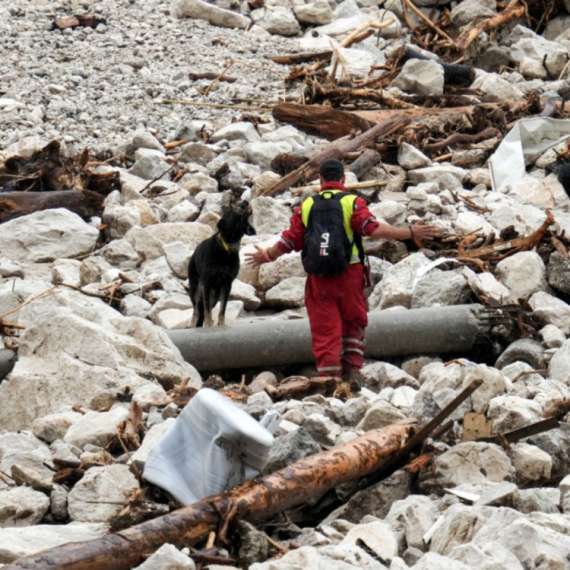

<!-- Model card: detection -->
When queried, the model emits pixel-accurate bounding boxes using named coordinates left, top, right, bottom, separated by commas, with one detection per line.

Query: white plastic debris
left=489, top=117, right=570, bottom=191
left=143, top=388, right=274, bottom=506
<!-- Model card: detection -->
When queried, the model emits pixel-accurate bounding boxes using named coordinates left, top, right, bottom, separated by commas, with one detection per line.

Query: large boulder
left=0, top=289, right=199, bottom=431
left=0, top=209, right=99, bottom=262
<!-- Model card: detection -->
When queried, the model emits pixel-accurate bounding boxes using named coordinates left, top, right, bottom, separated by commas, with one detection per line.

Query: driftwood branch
left=5, top=420, right=418, bottom=570
left=455, top=3, right=525, bottom=51
left=262, top=113, right=410, bottom=196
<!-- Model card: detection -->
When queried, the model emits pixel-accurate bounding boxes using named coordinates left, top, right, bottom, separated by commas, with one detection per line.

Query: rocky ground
left=3, top=0, right=570, bottom=569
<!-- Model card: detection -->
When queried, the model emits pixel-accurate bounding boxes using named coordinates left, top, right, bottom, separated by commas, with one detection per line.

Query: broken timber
left=0, top=190, right=104, bottom=224
left=5, top=420, right=418, bottom=570
left=261, top=113, right=410, bottom=196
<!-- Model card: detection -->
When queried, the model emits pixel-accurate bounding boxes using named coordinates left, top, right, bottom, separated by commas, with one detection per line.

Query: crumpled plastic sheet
left=489, top=117, right=570, bottom=191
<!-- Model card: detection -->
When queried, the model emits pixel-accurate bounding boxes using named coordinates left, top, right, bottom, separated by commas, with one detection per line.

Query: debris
left=5, top=419, right=417, bottom=570
left=52, top=15, right=107, bottom=31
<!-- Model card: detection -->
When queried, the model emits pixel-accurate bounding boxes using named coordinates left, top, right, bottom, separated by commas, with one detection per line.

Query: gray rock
left=174, top=0, right=250, bottom=28
left=0, top=210, right=99, bottom=262
left=397, top=142, right=432, bottom=170
left=68, top=464, right=138, bottom=523
left=495, top=251, right=548, bottom=302
left=391, top=59, right=444, bottom=96
left=133, top=543, right=196, bottom=569
left=237, top=521, right=269, bottom=568
left=361, top=362, right=419, bottom=391
left=250, top=196, right=291, bottom=235
left=386, top=494, right=438, bottom=551
left=526, top=425, right=570, bottom=480
left=263, top=426, right=321, bottom=474
left=0, top=522, right=108, bottom=563
left=419, top=442, right=515, bottom=493
left=0, top=487, right=50, bottom=528
left=32, top=409, right=83, bottom=444
left=129, top=155, right=171, bottom=181
left=323, top=469, right=412, bottom=524
left=450, top=0, right=496, bottom=28
left=265, top=277, right=306, bottom=308
left=294, top=0, right=333, bottom=25
left=64, top=405, right=129, bottom=449
left=529, top=291, right=570, bottom=335
left=487, top=395, right=543, bottom=433
left=547, top=251, right=570, bottom=295
left=251, top=6, right=301, bottom=36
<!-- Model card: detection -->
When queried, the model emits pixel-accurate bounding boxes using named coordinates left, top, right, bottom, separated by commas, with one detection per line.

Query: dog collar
left=217, top=233, right=240, bottom=252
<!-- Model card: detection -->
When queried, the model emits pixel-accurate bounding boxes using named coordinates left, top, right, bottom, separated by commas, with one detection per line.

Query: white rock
left=265, top=277, right=306, bottom=308
left=391, top=59, right=444, bottom=96
left=68, top=464, right=139, bottom=522
left=449, top=541, right=523, bottom=570
left=293, top=0, right=333, bottom=25
left=450, top=0, right=495, bottom=27
left=463, top=364, right=507, bottom=415
left=357, top=399, right=406, bottom=431
left=471, top=70, right=525, bottom=102
left=508, top=442, right=552, bottom=484
left=463, top=268, right=510, bottom=305
left=387, top=494, right=438, bottom=551
left=178, top=172, right=218, bottom=195
left=174, top=0, right=250, bottom=28
left=539, top=324, right=566, bottom=348
left=0, top=486, right=50, bottom=527
left=250, top=6, right=301, bottom=36
left=487, top=395, right=543, bottom=432
left=255, top=250, right=305, bottom=290
left=230, top=279, right=261, bottom=310
left=341, top=520, right=399, bottom=562
left=420, top=442, right=515, bottom=492
left=0, top=209, right=99, bottom=262
left=328, top=47, right=376, bottom=79
left=0, top=522, right=108, bottom=563
left=495, top=251, right=548, bottom=303
left=250, top=196, right=291, bottom=235
left=32, top=409, right=83, bottom=443
left=370, top=252, right=431, bottom=310
left=397, top=142, right=432, bottom=170
left=132, top=383, right=167, bottom=411
left=163, top=241, right=192, bottom=279
left=133, top=543, right=196, bottom=569
left=64, top=404, right=129, bottom=449
left=529, top=291, right=570, bottom=334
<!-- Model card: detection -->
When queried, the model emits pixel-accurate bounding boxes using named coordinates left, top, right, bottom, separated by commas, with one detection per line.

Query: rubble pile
left=3, top=0, right=570, bottom=569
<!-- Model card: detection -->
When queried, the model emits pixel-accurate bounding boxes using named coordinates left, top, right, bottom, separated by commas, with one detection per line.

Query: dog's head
left=217, top=200, right=250, bottom=247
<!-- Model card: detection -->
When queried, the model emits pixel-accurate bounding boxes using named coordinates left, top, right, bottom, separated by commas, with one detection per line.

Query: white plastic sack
left=489, top=117, right=570, bottom=191
left=143, top=388, right=275, bottom=506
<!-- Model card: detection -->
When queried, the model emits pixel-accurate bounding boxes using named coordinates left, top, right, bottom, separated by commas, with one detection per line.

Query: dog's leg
left=218, top=282, right=232, bottom=326
left=203, top=288, right=215, bottom=327
left=190, top=282, right=204, bottom=328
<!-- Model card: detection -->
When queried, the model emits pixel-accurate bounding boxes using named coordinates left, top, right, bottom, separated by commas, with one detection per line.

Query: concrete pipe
left=0, top=349, right=17, bottom=382
left=168, top=304, right=487, bottom=372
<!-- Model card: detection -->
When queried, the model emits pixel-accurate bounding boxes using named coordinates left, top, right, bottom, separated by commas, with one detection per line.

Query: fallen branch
left=455, top=210, right=555, bottom=259
left=425, top=128, right=502, bottom=151
left=261, top=114, right=410, bottom=196
left=5, top=420, right=417, bottom=570
left=265, top=376, right=339, bottom=400
left=455, top=2, right=525, bottom=51
left=401, top=0, right=456, bottom=46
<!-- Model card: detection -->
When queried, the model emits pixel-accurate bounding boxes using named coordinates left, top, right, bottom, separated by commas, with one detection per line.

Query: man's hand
left=245, top=245, right=267, bottom=267
left=411, top=220, right=441, bottom=241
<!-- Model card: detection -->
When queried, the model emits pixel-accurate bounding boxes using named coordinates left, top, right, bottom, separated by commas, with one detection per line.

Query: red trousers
left=305, top=264, right=368, bottom=377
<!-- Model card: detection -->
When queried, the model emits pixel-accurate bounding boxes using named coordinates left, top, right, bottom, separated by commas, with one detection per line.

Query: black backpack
left=302, top=191, right=363, bottom=276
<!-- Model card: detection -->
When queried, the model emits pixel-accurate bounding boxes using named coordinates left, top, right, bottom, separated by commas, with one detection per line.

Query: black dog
left=188, top=201, right=250, bottom=327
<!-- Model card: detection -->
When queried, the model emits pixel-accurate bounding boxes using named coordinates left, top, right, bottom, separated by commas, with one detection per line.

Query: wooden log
left=262, top=113, right=410, bottom=196
left=347, top=149, right=382, bottom=179
left=272, top=103, right=373, bottom=141
left=0, top=190, right=104, bottom=224
left=401, top=47, right=475, bottom=86
left=5, top=420, right=418, bottom=570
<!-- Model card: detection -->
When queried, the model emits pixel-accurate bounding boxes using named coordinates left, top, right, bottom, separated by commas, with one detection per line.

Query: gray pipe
left=0, top=349, right=16, bottom=382
left=168, top=304, right=486, bottom=371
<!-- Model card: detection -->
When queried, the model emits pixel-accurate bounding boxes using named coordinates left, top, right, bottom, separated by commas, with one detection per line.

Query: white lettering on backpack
left=320, top=232, right=330, bottom=256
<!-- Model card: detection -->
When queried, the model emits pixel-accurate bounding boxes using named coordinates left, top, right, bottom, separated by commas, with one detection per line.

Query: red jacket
left=277, top=181, right=380, bottom=254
